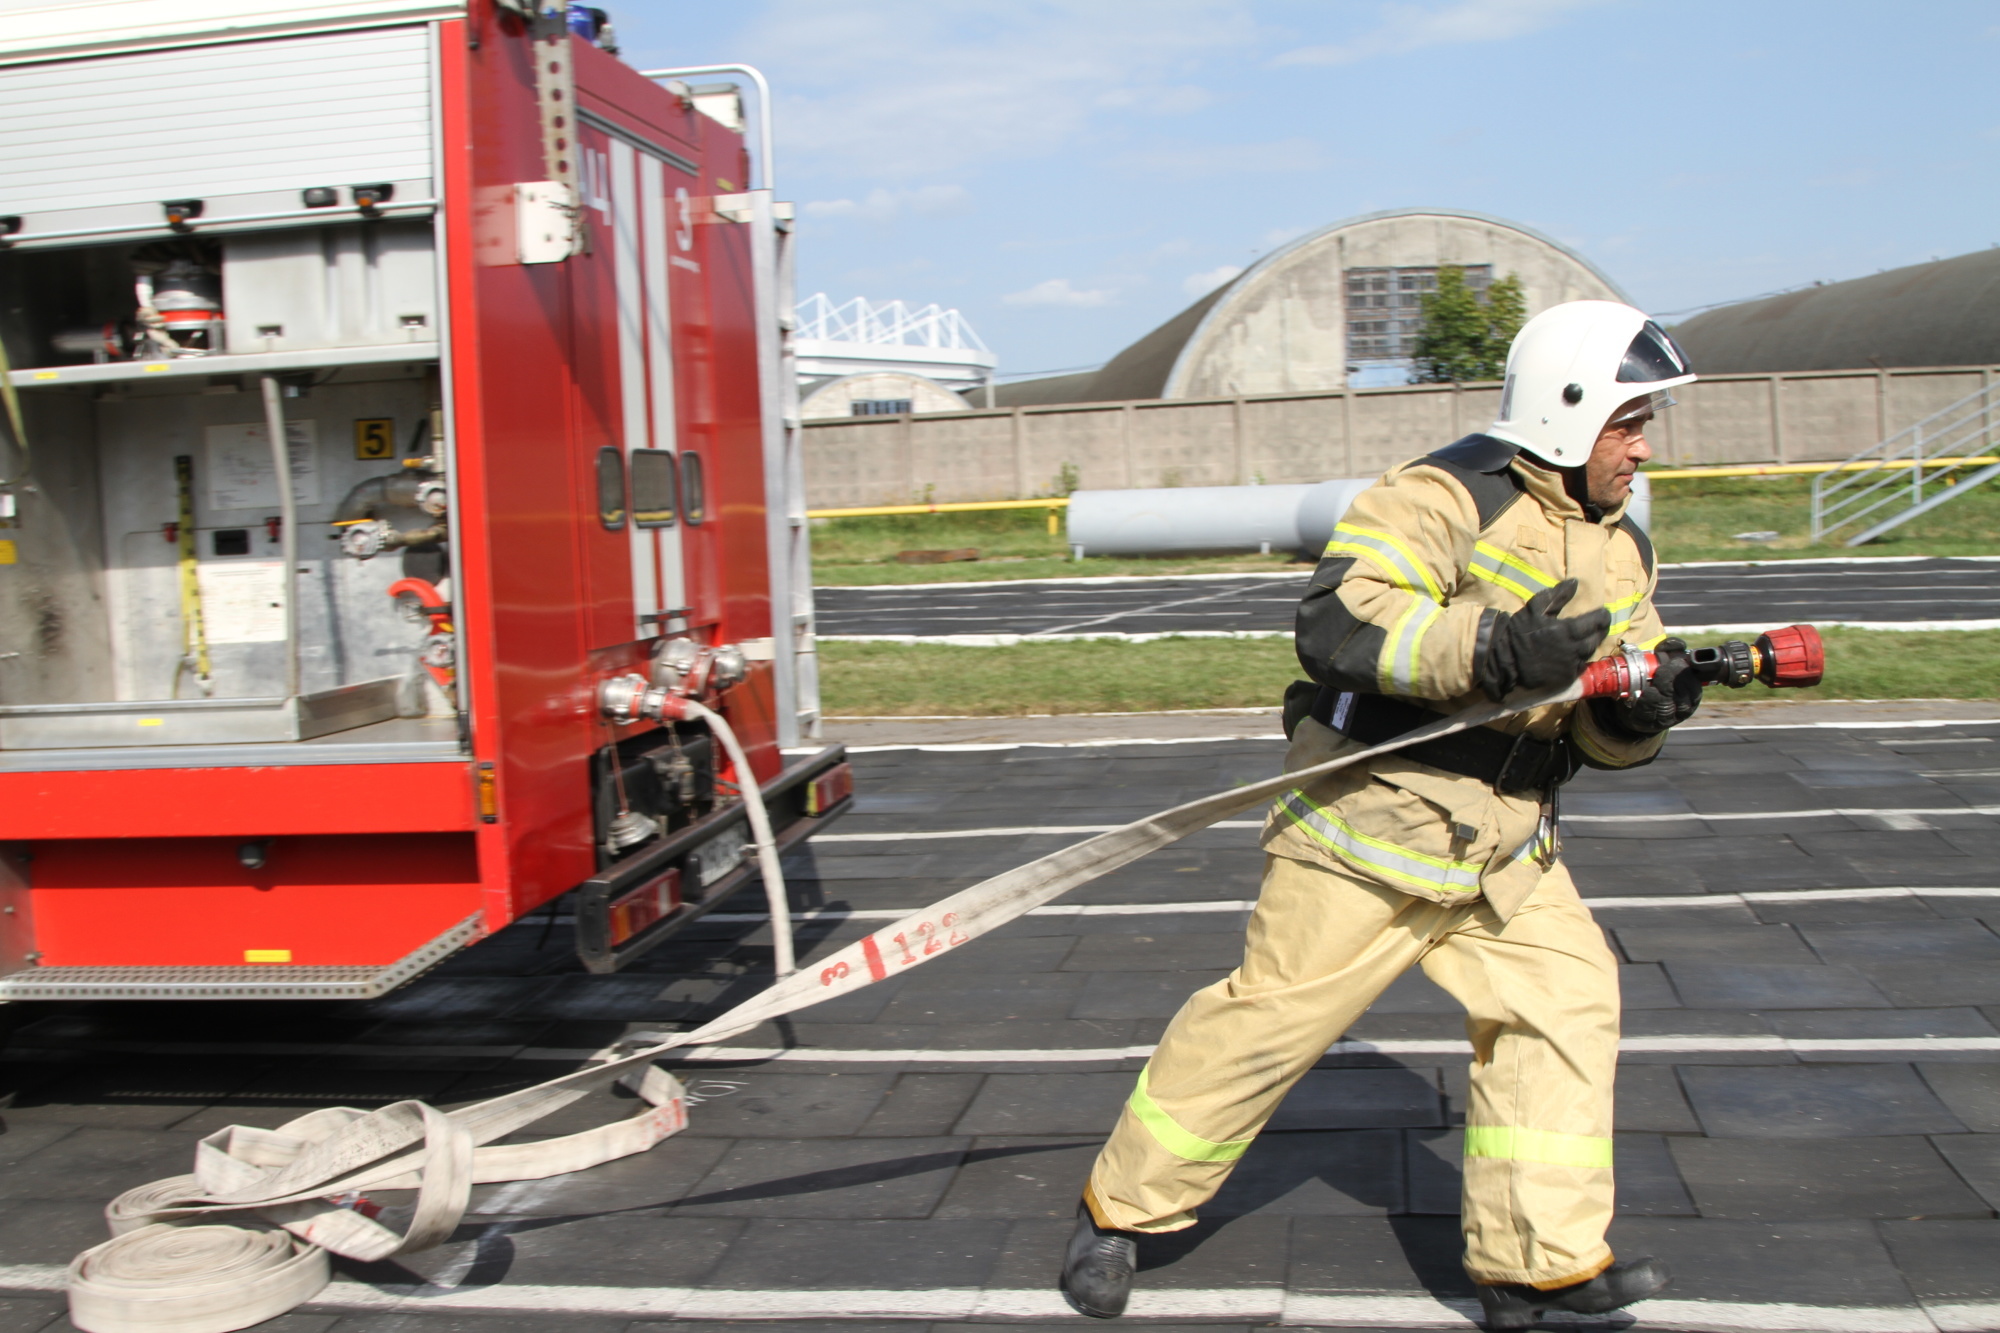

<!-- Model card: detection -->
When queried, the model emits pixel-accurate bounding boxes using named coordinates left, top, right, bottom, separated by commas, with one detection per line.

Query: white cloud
left=1003, top=279, right=1116, bottom=307
left=803, top=185, right=972, bottom=223
left=1274, top=0, right=1609, bottom=66
left=1118, top=137, right=1327, bottom=178
left=748, top=1, right=1260, bottom=178
left=1182, top=264, right=1244, bottom=296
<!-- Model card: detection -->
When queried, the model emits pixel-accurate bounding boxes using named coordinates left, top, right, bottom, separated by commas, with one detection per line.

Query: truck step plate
left=0, top=913, right=481, bottom=1000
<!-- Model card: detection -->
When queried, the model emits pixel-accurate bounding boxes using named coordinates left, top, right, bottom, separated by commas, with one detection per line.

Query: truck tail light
left=607, top=868, right=680, bottom=948
left=806, top=762, right=854, bottom=816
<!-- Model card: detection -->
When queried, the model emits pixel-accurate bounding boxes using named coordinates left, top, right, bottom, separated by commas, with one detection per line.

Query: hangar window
left=851, top=398, right=913, bottom=416
left=1345, top=264, right=1494, bottom=368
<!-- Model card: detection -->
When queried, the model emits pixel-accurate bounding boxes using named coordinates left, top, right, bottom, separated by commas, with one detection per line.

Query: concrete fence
left=800, top=363, right=2000, bottom=509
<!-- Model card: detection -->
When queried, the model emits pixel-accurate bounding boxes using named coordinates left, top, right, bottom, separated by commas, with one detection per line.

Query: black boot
left=1058, top=1202, right=1139, bottom=1319
left=1475, top=1257, right=1670, bottom=1330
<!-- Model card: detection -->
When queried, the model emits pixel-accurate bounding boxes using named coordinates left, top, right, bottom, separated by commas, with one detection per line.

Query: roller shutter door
left=0, top=25, right=433, bottom=230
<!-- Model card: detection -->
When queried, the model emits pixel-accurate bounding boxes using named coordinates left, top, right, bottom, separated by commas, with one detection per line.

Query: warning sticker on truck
left=196, top=560, right=287, bottom=643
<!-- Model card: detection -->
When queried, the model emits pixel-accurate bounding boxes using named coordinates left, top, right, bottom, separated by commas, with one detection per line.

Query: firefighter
left=1061, top=302, right=1702, bottom=1330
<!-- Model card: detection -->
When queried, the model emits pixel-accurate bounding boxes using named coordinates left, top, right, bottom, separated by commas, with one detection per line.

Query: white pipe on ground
left=1064, top=473, right=1651, bottom=559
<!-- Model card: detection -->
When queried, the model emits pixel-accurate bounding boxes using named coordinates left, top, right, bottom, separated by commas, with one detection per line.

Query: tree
left=1410, top=267, right=1525, bottom=383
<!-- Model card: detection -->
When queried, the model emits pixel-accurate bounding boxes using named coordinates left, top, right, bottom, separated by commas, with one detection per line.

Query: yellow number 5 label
left=354, top=418, right=395, bottom=460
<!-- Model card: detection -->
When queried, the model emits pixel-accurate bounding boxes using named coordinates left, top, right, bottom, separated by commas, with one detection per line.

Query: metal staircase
left=1812, top=381, right=2000, bottom=546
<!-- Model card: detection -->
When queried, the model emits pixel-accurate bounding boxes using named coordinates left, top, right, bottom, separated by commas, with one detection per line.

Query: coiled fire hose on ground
left=65, top=627, right=1824, bottom=1333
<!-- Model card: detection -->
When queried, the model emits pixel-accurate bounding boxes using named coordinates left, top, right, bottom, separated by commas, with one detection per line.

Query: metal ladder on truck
left=1812, top=380, right=2000, bottom=546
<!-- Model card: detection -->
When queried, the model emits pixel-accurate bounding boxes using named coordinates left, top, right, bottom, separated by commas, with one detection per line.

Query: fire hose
left=63, top=627, right=1824, bottom=1333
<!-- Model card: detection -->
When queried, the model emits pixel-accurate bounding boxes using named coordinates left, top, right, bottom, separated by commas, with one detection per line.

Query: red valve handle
left=1578, top=624, right=1824, bottom=699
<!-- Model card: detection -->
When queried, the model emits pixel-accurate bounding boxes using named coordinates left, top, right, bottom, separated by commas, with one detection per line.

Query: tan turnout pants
left=1086, top=853, right=1620, bottom=1288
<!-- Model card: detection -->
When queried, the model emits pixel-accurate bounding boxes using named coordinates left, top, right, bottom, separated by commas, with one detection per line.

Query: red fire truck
left=0, top=0, right=849, bottom=1002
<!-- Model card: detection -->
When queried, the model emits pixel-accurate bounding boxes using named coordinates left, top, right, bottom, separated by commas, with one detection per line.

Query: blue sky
left=607, top=0, right=2000, bottom=378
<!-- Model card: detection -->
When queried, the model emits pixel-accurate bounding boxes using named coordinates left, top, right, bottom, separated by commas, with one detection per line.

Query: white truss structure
left=793, top=294, right=997, bottom=391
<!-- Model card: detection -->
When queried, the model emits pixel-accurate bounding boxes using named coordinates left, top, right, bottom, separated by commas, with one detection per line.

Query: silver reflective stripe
left=1276, top=789, right=1483, bottom=894
left=1509, top=814, right=1555, bottom=865
left=1327, top=523, right=1443, bottom=601
left=1381, top=595, right=1441, bottom=695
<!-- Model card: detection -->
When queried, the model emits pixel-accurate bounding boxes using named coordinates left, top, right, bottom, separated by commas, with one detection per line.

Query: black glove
left=1475, top=578, right=1611, bottom=702
left=1601, top=637, right=1704, bottom=735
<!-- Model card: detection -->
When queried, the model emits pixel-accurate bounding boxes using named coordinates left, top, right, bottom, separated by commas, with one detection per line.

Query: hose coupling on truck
left=597, top=640, right=750, bottom=725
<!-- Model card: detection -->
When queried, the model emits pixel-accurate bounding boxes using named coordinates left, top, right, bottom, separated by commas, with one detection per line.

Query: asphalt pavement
left=2, top=715, right=1998, bottom=1332
left=815, top=556, right=2000, bottom=640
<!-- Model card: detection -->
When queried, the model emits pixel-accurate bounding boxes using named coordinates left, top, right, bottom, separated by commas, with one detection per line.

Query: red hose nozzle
left=1756, top=624, right=1824, bottom=688
left=1579, top=624, right=1824, bottom=698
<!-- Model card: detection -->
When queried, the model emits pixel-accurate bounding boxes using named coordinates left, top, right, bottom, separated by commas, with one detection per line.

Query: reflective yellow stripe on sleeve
left=1380, top=594, right=1442, bottom=696
left=1467, top=542, right=1560, bottom=601
left=1129, top=1067, right=1253, bottom=1162
left=1605, top=590, right=1646, bottom=637
left=1275, top=789, right=1482, bottom=894
left=1325, top=523, right=1444, bottom=602
left=1464, top=1125, right=1614, bottom=1169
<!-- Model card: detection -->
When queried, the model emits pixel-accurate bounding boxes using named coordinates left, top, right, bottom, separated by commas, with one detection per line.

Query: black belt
left=1306, top=686, right=1574, bottom=795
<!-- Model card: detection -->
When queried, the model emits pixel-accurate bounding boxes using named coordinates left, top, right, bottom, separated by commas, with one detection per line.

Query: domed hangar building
left=997, top=208, right=1629, bottom=406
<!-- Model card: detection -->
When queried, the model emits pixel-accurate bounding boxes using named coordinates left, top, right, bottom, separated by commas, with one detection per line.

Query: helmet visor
left=1608, top=390, right=1675, bottom=427
left=1616, top=320, right=1693, bottom=383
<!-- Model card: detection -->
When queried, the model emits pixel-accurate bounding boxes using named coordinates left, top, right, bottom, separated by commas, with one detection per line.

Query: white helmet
left=1486, top=300, right=1696, bottom=467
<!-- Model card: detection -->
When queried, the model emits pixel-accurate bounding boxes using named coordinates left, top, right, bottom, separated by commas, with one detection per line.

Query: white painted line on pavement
left=0, top=1268, right=1952, bottom=1331
left=823, top=621, right=2000, bottom=645
left=844, top=733, right=1280, bottom=752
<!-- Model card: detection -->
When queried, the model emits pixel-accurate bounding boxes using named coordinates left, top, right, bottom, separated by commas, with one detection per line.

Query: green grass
left=808, top=508, right=1302, bottom=586
left=819, top=629, right=2000, bottom=717
left=806, top=474, right=2000, bottom=586
left=1647, top=471, right=2000, bottom=563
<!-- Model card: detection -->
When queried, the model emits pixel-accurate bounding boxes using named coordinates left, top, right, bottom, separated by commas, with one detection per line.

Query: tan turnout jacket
left=1262, top=436, right=1668, bottom=920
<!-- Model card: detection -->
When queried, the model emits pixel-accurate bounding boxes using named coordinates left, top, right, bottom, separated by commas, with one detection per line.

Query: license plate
left=688, top=824, right=748, bottom=887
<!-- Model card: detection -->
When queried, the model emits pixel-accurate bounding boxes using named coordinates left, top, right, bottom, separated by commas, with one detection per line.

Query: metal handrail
left=1812, top=380, right=2000, bottom=543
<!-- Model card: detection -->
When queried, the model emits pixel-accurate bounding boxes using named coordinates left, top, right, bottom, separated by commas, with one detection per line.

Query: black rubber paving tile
left=1601, top=1217, right=1918, bottom=1305
left=1620, top=1008, right=1772, bottom=1036
left=1879, top=1218, right=2000, bottom=1304
left=855, top=1073, right=986, bottom=1137
left=1795, top=829, right=1974, bottom=861
left=773, top=975, right=910, bottom=1025
left=1614, top=1133, right=1699, bottom=1216
left=952, top=1072, right=1132, bottom=1136
left=0, top=1122, right=79, bottom=1169
left=1804, top=920, right=2000, bottom=966
left=0, top=1198, right=130, bottom=1264
left=320, top=1315, right=622, bottom=1333
left=464, top=1136, right=730, bottom=1217
left=632, top=1325, right=903, bottom=1333
left=345, top=1020, right=554, bottom=1051
left=1563, top=790, right=1697, bottom=816
left=1071, top=969, right=1225, bottom=1020
left=1863, top=961, right=2000, bottom=1007
left=1669, top=1136, right=1993, bottom=1219
left=1768, top=1007, right=1998, bottom=1039
left=698, top=1217, right=1008, bottom=1287
left=1, top=1060, right=256, bottom=1130
left=1131, top=1212, right=1293, bottom=1289
left=517, top=976, right=726, bottom=1022
left=1613, top=923, right=1815, bottom=965
left=1619, top=962, right=1683, bottom=1008
left=208, top=1066, right=464, bottom=1116
left=1363, top=970, right=1458, bottom=1014
left=931, top=1135, right=1099, bottom=1219
left=394, top=1215, right=744, bottom=1289
left=673, top=1136, right=967, bottom=1219
left=1934, top=1135, right=2000, bottom=1210
left=352, top=977, right=560, bottom=1021
left=903, top=934, right=1080, bottom=974
left=1923, top=893, right=2000, bottom=918
left=1208, top=1129, right=1405, bottom=1216
left=1681, top=1064, right=1969, bottom=1138
left=877, top=972, right=1088, bottom=1023
left=0, top=1126, right=200, bottom=1201
left=0, top=1299, right=64, bottom=1333
left=1288, top=1215, right=1476, bottom=1298
left=1613, top=1066, right=1701, bottom=1134
left=1268, top=1068, right=1442, bottom=1131
left=1061, top=932, right=1248, bottom=971
left=1663, top=961, right=1889, bottom=1009
left=675, top=1072, right=894, bottom=1138
left=1921, top=1065, right=2000, bottom=1132
left=1404, top=1128, right=1461, bottom=1214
